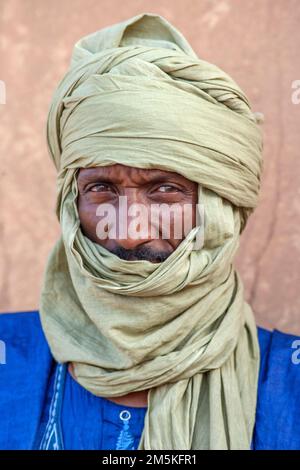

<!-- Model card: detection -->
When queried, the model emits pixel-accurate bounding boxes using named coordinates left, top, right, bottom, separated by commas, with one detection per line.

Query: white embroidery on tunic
left=116, top=410, right=135, bottom=450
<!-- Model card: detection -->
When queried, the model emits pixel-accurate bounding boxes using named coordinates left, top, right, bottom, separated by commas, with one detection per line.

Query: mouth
left=109, top=242, right=173, bottom=263
left=128, top=253, right=169, bottom=263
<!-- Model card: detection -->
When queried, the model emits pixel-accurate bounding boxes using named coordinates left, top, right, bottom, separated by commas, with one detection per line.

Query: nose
left=114, top=188, right=154, bottom=250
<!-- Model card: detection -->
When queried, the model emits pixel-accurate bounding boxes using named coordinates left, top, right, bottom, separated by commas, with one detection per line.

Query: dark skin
left=69, top=164, right=198, bottom=406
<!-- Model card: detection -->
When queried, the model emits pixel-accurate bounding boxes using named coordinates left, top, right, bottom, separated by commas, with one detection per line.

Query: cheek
left=77, top=198, right=99, bottom=234
left=155, top=205, right=187, bottom=242
left=166, top=202, right=197, bottom=240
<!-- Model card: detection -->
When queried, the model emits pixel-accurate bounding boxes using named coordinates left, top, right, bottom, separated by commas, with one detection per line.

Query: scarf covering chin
left=39, top=12, right=264, bottom=449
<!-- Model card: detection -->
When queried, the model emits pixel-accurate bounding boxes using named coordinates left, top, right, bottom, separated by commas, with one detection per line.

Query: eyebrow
left=78, top=172, right=187, bottom=186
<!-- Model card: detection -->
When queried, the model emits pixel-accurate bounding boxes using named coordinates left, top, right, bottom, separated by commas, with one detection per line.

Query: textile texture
left=39, top=12, right=264, bottom=449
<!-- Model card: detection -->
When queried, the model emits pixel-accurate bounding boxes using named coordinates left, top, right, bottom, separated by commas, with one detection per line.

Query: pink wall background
left=0, top=0, right=299, bottom=334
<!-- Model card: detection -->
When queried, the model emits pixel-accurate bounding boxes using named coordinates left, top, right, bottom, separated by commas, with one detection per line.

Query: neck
left=68, top=363, right=149, bottom=407
left=105, top=389, right=149, bottom=408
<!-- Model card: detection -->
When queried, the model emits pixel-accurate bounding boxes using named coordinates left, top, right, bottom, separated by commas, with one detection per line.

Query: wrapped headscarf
left=39, top=12, right=264, bottom=449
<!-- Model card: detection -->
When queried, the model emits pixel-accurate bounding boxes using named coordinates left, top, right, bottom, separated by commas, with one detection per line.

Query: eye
left=156, top=185, right=180, bottom=193
left=88, top=183, right=112, bottom=192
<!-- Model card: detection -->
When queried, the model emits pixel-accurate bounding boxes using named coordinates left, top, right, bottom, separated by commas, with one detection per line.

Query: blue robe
left=0, top=310, right=299, bottom=450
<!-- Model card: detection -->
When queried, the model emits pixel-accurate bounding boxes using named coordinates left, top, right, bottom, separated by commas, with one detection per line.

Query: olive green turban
left=40, top=12, right=264, bottom=449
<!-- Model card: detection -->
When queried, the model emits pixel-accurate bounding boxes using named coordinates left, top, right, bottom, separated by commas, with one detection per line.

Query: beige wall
left=0, top=0, right=299, bottom=334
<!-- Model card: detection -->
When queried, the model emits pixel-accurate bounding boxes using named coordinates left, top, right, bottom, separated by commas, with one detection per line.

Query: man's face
left=77, top=164, right=198, bottom=263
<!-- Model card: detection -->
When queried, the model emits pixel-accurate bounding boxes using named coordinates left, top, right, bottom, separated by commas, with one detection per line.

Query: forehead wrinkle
left=77, top=164, right=189, bottom=185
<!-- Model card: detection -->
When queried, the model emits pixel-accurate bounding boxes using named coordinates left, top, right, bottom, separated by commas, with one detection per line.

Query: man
left=0, top=12, right=300, bottom=451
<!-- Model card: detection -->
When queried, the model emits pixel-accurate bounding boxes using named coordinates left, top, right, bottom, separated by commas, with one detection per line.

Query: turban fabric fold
left=39, top=12, right=264, bottom=449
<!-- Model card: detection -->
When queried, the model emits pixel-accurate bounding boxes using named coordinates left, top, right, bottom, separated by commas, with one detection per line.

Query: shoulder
left=0, top=310, right=55, bottom=449
left=0, top=309, right=45, bottom=335
left=0, top=309, right=53, bottom=378
left=0, top=310, right=51, bottom=365
left=254, top=325, right=300, bottom=449
left=257, top=325, right=300, bottom=382
left=257, top=324, right=300, bottom=351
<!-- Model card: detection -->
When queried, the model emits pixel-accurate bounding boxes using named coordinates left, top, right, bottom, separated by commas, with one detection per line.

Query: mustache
left=110, top=244, right=171, bottom=263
